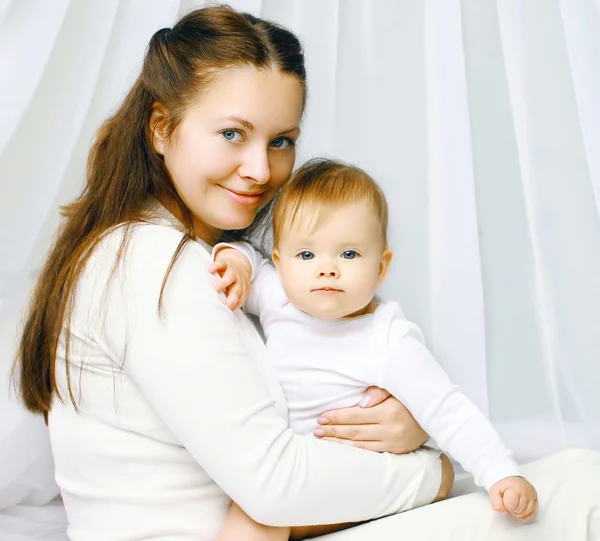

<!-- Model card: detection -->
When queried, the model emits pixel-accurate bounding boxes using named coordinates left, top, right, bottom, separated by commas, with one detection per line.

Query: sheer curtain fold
left=1, top=0, right=599, bottom=526
left=496, top=0, right=600, bottom=449
left=559, top=0, right=600, bottom=216
left=425, top=0, right=488, bottom=413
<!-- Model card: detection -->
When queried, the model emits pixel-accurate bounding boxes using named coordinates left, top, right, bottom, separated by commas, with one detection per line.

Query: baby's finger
left=516, top=498, right=537, bottom=521
left=214, top=277, right=231, bottom=293
left=209, top=261, right=227, bottom=274
left=502, top=488, right=520, bottom=514
left=216, top=269, right=237, bottom=293
left=489, top=487, right=506, bottom=514
left=231, top=284, right=247, bottom=310
left=225, top=289, right=240, bottom=311
left=237, top=287, right=250, bottom=308
left=513, top=493, right=528, bottom=516
left=522, top=499, right=538, bottom=521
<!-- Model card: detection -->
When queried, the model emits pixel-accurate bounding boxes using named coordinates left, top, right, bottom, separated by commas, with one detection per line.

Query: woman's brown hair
left=14, top=5, right=306, bottom=417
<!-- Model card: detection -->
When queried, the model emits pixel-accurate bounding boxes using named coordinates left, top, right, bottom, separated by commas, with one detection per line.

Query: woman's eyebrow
left=222, top=116, right=301, bottom=136
left=279, top=126, right=301, bottom=136
left=223, top=116, right=254, bottom=130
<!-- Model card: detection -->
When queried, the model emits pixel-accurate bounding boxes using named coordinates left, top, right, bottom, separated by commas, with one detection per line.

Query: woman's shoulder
left=100, top=221, right=209, bottom=260
left=85, top=221, right=213, bottom=290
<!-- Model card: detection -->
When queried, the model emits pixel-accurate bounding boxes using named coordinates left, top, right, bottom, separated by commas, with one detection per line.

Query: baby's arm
left=379, top=318, right=537, bottom=519
left=216, top=503, right=290, bottom=541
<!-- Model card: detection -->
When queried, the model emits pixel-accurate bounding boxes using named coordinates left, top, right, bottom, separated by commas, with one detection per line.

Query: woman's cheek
left=272, top=153, right=296, bottom=188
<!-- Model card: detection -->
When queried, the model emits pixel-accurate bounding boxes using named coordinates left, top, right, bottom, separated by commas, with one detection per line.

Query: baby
left=211, top=158, right=537, bottom=539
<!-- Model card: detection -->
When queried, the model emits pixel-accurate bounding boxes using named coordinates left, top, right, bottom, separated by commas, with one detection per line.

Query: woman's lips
left=221, top=186, right=264, bottom=206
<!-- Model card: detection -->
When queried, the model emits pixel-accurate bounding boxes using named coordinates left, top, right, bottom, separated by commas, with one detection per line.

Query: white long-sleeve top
left=219, top=242, right=521, bottom=492
left=48, top=204, right=442, bottom=541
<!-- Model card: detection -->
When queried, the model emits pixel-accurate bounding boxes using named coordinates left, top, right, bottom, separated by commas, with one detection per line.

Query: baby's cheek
left=354, top=267, right=379, bottom=293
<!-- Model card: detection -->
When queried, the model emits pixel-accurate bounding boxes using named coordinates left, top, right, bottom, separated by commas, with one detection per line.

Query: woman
left=13, top=5, right=600, bottom=541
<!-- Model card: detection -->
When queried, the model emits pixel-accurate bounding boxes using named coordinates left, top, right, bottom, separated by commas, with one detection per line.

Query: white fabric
left=214, top=242, right=520, bottom=491
left=321, top=448, right=600, bottom=541
left=1, top=0, right=600, bottom=539
left=47, top=207, right=441, bottom=540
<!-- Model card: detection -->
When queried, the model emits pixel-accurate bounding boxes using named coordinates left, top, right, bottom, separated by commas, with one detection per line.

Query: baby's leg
left=433, top=453, right=455, bottom=502
left=216, top=503, right=291, bottom=541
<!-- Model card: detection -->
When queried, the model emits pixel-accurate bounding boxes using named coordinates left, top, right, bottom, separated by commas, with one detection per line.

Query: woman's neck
left=159, top=197, right=222, bottom=246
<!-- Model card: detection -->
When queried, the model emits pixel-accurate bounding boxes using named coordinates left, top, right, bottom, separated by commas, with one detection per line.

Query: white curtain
left=1, top=0, right=599, bottom=537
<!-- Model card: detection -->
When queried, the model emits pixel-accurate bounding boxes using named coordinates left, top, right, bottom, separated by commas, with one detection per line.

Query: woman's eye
left=222, top=130, right=243, bottom=142
left=342, top=250, right=358, bottom=259
left=299, top=251, right=314, bottom=260
left=271, top=137, right=295, bottom=149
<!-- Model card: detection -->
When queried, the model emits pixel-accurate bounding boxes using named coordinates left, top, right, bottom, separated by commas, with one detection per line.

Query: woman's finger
left=358, top=386, right=391, bottom=408
left=320, top=437, right=385, bottom=453
left=317, top=406, right=375, bottom=427
left=314, top=423, right=380, bottom=441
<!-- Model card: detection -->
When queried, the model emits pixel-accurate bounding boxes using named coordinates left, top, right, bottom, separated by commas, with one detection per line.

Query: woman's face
left=153, top=66, right=303, bottom=244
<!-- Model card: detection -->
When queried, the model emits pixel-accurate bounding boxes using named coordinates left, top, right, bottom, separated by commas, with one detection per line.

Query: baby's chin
left=301, top=304, right=363, bottom=321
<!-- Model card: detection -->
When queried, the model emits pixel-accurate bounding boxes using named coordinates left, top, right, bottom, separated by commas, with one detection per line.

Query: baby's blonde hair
left=273, top=158, right=389, bottom=249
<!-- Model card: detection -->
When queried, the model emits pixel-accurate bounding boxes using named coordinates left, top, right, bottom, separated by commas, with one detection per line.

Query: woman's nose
left=239, top=146, right=270, bottom=184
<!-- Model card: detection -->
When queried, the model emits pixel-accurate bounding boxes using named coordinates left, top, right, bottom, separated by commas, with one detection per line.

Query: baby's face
left=273, top=201, right=391, bottom=319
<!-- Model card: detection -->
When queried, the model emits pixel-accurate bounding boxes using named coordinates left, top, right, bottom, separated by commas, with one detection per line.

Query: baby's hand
left=209, top=248, right=252, bottom=311
left=489, top=476, right=538, bottom=521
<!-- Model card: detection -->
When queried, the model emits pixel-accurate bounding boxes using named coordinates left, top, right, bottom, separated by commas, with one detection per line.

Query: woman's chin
left=217, top=214, right=255, bottom=232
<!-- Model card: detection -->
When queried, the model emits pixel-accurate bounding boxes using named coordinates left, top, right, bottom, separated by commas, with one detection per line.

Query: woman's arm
left=102, top=225, right=441, bottom=526
left=216, top=504, right=290, bottom=541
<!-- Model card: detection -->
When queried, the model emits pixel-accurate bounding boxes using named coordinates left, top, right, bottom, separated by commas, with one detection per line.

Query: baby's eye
left=298, top=251, right=314, bottom=260
left=342, top=250, right=358, bottom=260
left=221, top=129, right=243, bottom=142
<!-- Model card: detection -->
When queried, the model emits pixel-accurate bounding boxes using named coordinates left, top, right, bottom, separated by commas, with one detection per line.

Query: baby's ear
left=271, top=250, right=284, bottom=280
left=377, top=248, right=393, bottom=284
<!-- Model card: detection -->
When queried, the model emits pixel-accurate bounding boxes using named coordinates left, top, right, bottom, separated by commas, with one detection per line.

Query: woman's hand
left=313, top=386, right=428, bottom=454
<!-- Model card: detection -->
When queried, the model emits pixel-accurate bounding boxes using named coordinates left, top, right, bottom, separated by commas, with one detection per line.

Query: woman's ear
left=149, top=102, right=169, bottom=155
left=377, top=248, right=393, bottom=285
